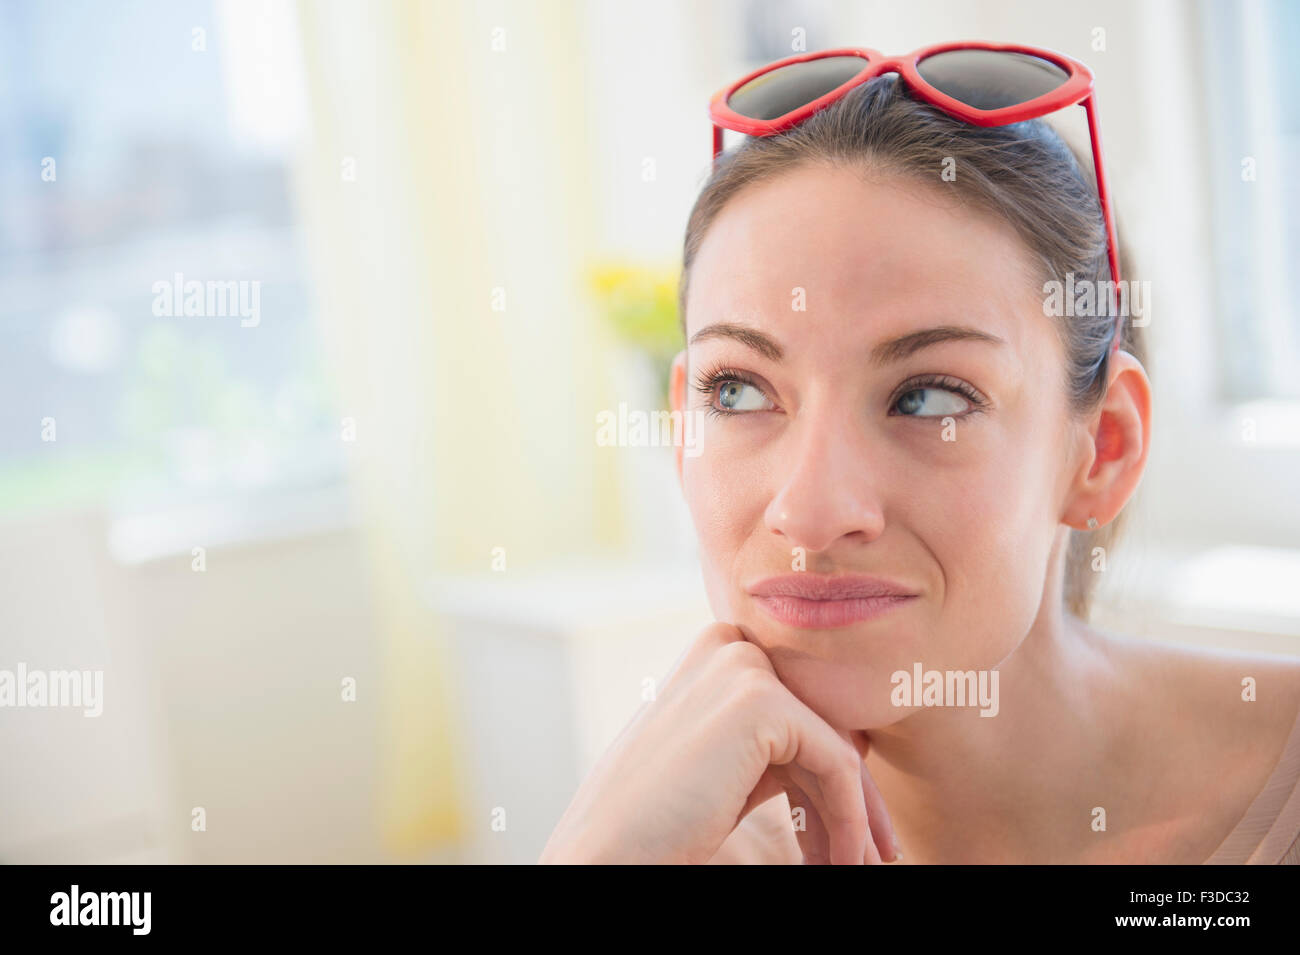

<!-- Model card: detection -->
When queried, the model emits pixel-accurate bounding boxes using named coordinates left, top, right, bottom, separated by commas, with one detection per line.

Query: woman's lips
left=752, top=594, right=916, bottom=629
left=747, top=574, right=918, bottom=629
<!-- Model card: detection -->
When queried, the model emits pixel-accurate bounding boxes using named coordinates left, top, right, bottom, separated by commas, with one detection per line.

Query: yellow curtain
left=294, top=0, right=625, bottom=855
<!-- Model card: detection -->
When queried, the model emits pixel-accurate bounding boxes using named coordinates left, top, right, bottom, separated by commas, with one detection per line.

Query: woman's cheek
left=889, top=413, right=992, bottom=468
left=923, top=459, right=1057, bottom=669
left=682, top=451, right=750, bottom=622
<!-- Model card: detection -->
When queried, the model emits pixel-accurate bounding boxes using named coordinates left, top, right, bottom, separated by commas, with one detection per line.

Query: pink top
left=1204, top=701, right=1300, bottom=864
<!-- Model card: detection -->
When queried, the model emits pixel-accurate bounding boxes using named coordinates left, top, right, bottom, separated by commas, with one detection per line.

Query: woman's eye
left=893, top=387, right=971, bottom=417
left=716, top=380, right=773, bottom=412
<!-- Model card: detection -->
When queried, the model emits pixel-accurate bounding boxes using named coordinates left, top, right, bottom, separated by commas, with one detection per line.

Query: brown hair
left=678, top=75, right=1146, bottom=622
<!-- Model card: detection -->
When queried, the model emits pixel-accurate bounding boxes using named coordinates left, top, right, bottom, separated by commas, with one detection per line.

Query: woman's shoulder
left=1111, top=634, right=1300, bottom=863
left=1098, top=627, right=1300, bottom=725
left=1192, top=647, right=1300, bottom=863
left=1131, top=637, right=1300, bottom=781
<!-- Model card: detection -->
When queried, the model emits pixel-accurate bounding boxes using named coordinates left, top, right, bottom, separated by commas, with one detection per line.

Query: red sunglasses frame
left=709, top=42, right=1124, bottom=353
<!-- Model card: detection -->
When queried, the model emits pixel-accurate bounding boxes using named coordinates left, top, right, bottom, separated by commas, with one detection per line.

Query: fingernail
left=892, top=841, right=904, bottom=862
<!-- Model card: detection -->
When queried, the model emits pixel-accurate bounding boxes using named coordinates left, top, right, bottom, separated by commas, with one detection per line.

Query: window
left=0, top=0, right=342, bottom=529
left=1200, top=0, right=1300, bottom=404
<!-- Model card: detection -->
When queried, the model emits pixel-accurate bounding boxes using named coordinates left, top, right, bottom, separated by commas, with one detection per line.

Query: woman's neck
left=861, top=597, right=1140, bottom=864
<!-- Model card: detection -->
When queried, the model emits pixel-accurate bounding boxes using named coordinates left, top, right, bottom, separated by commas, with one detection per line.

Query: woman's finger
left=780, top=780, right=832, bottom=864
left=736, top=767, right=786, bottom=824
left=764, top=694, right=871, bottom=865
left=840, top=729, right=900, bottom=862
left=860, top=757, right=899, bottom=862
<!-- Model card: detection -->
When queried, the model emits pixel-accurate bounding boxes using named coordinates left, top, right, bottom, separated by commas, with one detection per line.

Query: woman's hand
left=538, top=622, right=900, bottom=864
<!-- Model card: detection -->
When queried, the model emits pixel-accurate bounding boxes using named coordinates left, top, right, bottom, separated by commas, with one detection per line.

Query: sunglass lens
left=727, top=55, right=868, bottom=121
left=915, top=49, right=1069, bottom=110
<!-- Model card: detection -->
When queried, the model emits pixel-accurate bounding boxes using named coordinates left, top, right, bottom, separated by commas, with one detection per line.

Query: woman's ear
left=1062, top=349, right=1153, bottom=530
left=669, top=349, right=688, bottom=488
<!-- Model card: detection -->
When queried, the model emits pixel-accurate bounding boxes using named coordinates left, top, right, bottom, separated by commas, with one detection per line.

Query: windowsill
left=423, top=557, right=710, bottom=636
left=106, top=481, right=357, bottom=566
left=425, top=546, right=1300, bottom=644
left=103, top=483, right=1300, bottom=644
left=1097, top=542, right=1300, bottom=639
left=1217, top=398, right=1300, bottom=449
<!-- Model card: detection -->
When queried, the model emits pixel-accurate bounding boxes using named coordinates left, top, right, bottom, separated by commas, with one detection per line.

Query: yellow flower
left=586, top=261, right=683, bottom=355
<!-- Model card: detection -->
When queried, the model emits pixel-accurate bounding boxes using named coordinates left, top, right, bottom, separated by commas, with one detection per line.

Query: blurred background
left=0, top=0, right=1296, bottom=864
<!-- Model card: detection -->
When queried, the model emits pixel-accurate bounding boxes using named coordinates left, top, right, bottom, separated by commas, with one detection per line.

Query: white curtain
left=293, top=0, right=627, bottom=855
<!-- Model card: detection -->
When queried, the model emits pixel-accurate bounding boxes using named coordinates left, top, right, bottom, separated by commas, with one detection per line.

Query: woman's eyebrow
left=688, top=322, right=783, bottom=361
left=868, top=325, right=1007, bottom=366
left=687, top=322, right=1006, bottom=365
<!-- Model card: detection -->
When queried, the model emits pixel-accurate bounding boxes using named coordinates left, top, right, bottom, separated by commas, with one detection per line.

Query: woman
left=541, top=56, right=1300, bottom=865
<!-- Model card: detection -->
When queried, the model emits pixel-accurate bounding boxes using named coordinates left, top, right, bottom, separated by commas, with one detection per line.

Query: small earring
left=1086, top=517, right=1099, bottom=530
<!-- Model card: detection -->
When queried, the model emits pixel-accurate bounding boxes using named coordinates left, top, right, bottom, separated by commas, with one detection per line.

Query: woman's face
left=671, top=162, right=1085, bottom=730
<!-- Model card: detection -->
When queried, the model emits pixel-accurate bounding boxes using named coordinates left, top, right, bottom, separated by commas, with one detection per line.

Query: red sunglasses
left=709, top=42, right=1124, bottom=353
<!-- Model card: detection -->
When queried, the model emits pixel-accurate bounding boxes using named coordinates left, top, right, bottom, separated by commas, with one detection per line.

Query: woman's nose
left=763, top=413, right=885, bottom=553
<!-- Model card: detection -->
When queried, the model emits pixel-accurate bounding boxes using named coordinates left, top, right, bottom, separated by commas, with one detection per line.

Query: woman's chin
left=761, top=656, right=917, bottom=731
